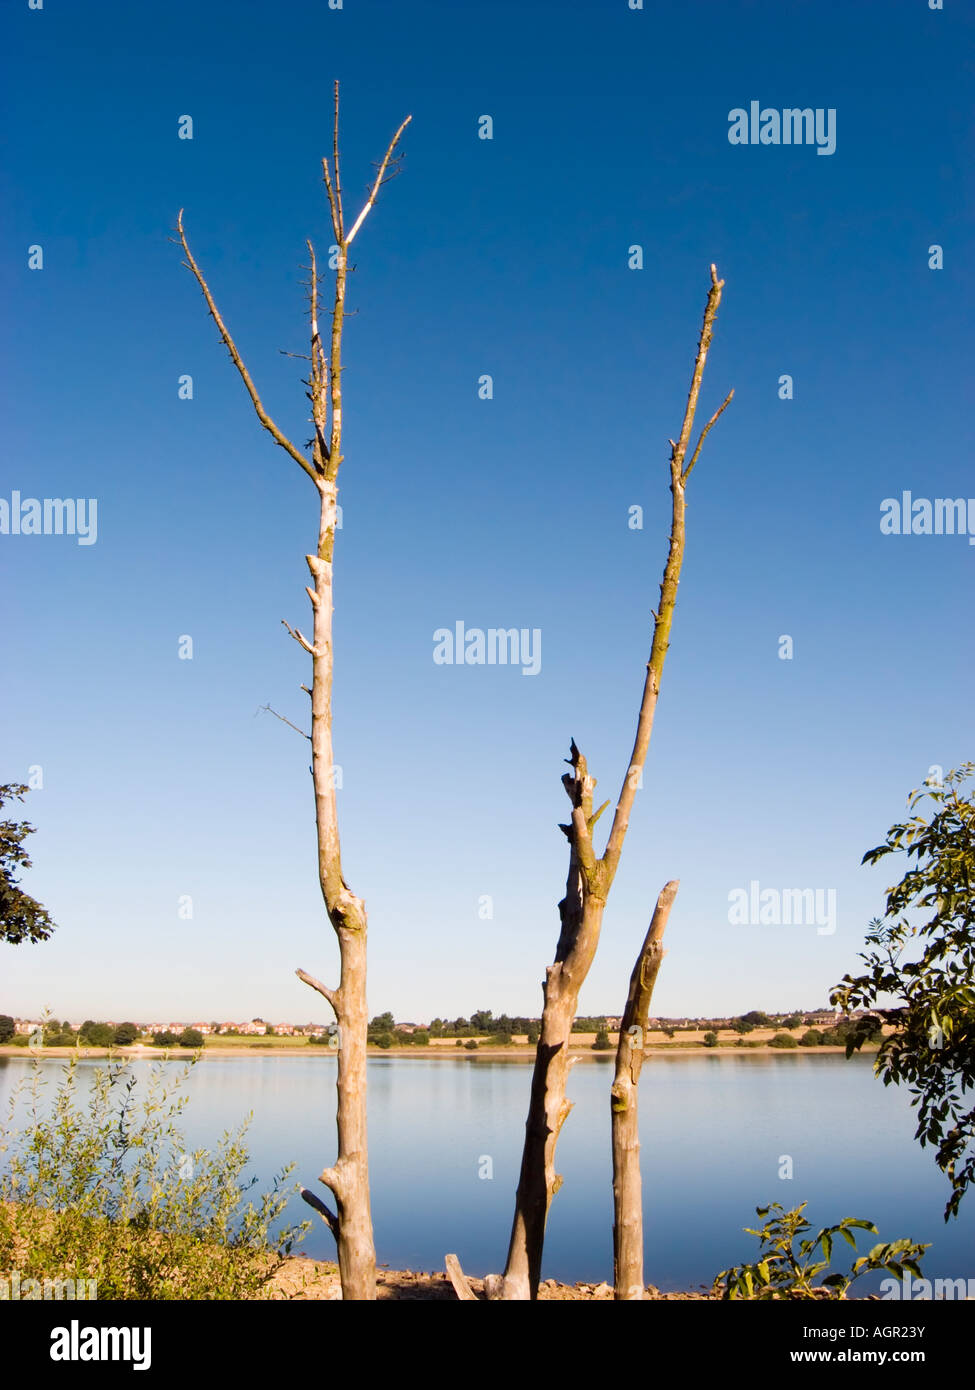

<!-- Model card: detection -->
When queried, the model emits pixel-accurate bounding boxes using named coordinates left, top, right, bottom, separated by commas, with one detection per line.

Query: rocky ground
left=269, top=1257, right=717, bottom=1300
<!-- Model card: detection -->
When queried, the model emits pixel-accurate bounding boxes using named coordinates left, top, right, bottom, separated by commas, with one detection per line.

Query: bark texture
left=611, top=880, right=679, bottom=1300
left=177, top=85, right=409, bottom=1300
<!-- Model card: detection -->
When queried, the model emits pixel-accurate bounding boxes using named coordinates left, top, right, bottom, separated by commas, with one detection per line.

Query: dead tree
left=447, top=266, right=732, bottom=1302
left=611, top=880, right=678, bottom=1299
left=177, top=84, right=410, bottom=1301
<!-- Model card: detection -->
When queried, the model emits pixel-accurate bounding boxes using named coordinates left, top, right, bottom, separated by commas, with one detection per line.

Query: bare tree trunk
left=499, top=744, right=609, bottom=1300
left=612, top=880, right=678, bottom=1300
left=494, top=267, right=732, bottom=1300
left=177, top=84, right=410, bottom=1300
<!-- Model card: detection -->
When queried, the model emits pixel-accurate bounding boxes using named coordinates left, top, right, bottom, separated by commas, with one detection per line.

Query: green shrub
left=177, top=1028, right=204, bottom=1049
left=703, top=1031, right=719, bottom=1048
left=768, top=1032, right=799, bottom=1049
left=800, top=1029, right=823, bottom=1047
left=0, top=1055, right=307, bottom=1299
left=715, top=1203, right=927, bottom=1300
left=464, top=1039, right=478, bottom=1051
left=592, top=1028, right=613, bottom=1051
left=79, top=1022, right=115, bottom=1048
left=822, top=1020, right=883, bottom=1046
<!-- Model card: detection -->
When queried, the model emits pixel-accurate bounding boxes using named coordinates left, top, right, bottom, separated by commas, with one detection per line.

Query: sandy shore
left=269, top=1256, right=718, bottom=1300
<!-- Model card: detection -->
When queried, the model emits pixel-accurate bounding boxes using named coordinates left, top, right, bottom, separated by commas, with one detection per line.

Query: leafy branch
left=715, top=1203, right=928, bottom=1300
left=832, top=763, right=975, bottom=1219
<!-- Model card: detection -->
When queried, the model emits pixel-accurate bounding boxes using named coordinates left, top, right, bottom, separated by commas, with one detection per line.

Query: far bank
left=0, top=1040, right=877, bottom=1060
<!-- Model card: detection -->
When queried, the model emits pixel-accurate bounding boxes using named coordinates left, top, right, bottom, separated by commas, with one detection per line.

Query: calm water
left=1, top=1053, right=971, bottom=1290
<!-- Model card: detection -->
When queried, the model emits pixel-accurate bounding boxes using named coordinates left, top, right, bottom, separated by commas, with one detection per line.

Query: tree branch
left=305, top=239, right=330, bottom=471
left=624, top=882, right=679, bottom=1057
left=445, top=1254, right=479, bottom=1301
left=345, top=116, right=413, bottom=247
left=332, top=80, right=344, bottom=241
left=321, top=155, right=341, bottom=244
left=319, top=1165, right=342, bottom=1199
left=682, top=388, right=734, bottom=484
left=176, top=211, right=319, bottom=484
left=601, top=268, right=731, bottom=877
left=562, top=741, right=599, bottom=884
left=669, top=264, right=726, bottom=477
left=295, top=967, right=340, bottom=1012
left=301, top=1186, right=339, bottom=1241
left=281, top=619, right=317, bottom=655
left=258, top=703, right=311, bottom=741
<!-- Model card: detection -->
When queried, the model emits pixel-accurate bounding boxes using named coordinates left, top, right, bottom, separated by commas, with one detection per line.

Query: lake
left=1, top=1052, right=971, bottom=1291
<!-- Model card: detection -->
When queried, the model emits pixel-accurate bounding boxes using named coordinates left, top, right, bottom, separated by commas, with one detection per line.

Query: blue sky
left=2, top=0, right=971, bottom=1023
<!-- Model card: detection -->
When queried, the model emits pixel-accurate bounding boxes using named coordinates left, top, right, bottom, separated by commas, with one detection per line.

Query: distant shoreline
left=0, top=1042, right=873, bottom=1061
